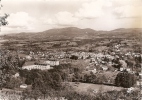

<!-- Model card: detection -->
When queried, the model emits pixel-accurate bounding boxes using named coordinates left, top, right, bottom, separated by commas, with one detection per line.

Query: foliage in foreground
left=0, top=87, right=140, bottom=100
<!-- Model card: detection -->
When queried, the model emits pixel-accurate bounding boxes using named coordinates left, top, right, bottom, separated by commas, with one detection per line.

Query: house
left=101, top=66, right=108, bottom=71
left=90, top=68, right=97, bottom=74
left=126, top=68, right=131, bottom=72
left=127, top=87, right=134, bottom=93
left=138, top=73, right=142, bottom=76
left=20, top=84, right=27, bottom=89
left=68, top=42, right=78, bottom=46
left=136, top=80, right=142, bottom=86
left=25, top=55, right=32, bottom=60
left=13, top=73, right=19, bottom=78
left=120, top=68, right=125, bottom=71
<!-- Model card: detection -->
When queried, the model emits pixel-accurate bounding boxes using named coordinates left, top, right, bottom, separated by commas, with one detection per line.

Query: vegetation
left=115, top=71, right=136, bottom=88
left=0, top=50, right=25, bottom=89
left=70, top=55, right=78, bottom=60
left=0, top=0, right=10, bottom=90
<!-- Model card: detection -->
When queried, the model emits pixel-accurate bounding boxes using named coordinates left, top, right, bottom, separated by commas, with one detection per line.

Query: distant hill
left=1, top=27, right=142, bottom=41
left=111, top=28, right=142, bottom=32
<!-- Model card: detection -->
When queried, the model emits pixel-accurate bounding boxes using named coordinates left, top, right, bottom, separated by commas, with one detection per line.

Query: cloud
left=45, top=18, right=54, bottom=25
left=112, top=0, right=142, bottom=6
left=4, top=0, right=88, bottom=1
left=114, top=5, right=142, bottom=18
left=55, top=11, right=78, bottom=26
left=1, top=26, right=24, bottom=34
left=75, top=0, right=112, bottom=19
left=75, top=1, right=103, bottom=19
left=7, top=12, right=36, bottom=30
left=42, top=11, right=78, bottom=26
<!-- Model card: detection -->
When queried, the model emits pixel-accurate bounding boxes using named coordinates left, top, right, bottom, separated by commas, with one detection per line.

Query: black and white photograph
left=0, top=0, right=142, bottom=100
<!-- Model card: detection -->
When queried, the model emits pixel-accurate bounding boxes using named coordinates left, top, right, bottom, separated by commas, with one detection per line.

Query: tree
left=97, top=75, right=108, bottom=84
left=30, top=70, right=63, bottom=99
left=25, top=69, right=42, bottom=85
left=0, top=0, right=9, bottom=88
left=83, top=72, right=96, bottom=83
left=22, top=89, right=42, bottom=100
left=5, top=77, right=22, bottom=89
left=115, top=71, right=136, bottom=88
left=0, top=50, right=26, bottom=89
left=19, top=69, right=29, bottom=78
left=70, top=55, right=78, bottom=60
left=0, top=13, right=9, bottom=26
left=50, top=72, right=62, bottom=90
left=0, top=0, right=9, bottom=29
left=0, top=51, right=21, bottom=89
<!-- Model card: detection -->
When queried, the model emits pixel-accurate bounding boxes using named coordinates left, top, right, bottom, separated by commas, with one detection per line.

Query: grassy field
left=0, top=89, right=22, bottom=100
left=68, top=82, right=123, bottom=95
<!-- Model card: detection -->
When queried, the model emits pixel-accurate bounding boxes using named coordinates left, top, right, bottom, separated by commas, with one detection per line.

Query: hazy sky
left=0, top=0, right=142, bottom=34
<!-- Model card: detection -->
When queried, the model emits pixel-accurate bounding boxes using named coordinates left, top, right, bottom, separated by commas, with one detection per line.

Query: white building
left=127, top=87, right=134, bottom=93
left=13, top=73, right=19, bottom=78
left=44, top=60, right=59, bottom=66
left=126, top=68, right=131, bottom=72
left=22, top=64, right=50, bottom=70
left=120, top=68, right=125, bottom=71
left=136, top=81, right=142, bottom=86
left=20, top=84, right=27, bottom=89
left=25, top=55, right=32, bottom=60
left=101, top=66, right=108, bottom=71
left=91, top=68, right=97, bottom=74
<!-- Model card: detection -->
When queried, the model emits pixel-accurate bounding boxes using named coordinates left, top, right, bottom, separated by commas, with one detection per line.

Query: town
left=0, top=28, right=141, bottom=99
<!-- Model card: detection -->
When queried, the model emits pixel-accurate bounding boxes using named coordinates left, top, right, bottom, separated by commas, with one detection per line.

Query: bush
left=70, top=55, right=78, bottom=60
left=5, top=77, right=22, bottom=89
left=115, top=71, right=136, bottom=88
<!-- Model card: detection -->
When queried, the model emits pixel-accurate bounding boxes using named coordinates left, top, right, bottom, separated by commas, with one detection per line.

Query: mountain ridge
left=1, top=27, right=142, bottom=41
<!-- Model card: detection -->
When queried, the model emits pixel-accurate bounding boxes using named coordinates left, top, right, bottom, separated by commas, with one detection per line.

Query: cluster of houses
left=71, top=50, right=141, bottom=74
left=20, top=49, right=141, bottom=74
left=17, top=42, right=142, bottom=74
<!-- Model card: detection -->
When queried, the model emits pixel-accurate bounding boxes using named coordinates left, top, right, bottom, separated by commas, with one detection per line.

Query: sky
left=0, top=0, right=142, bottom=35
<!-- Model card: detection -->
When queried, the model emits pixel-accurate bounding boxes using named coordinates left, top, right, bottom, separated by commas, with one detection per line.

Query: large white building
left=22, top=64, right=50, bottom=70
